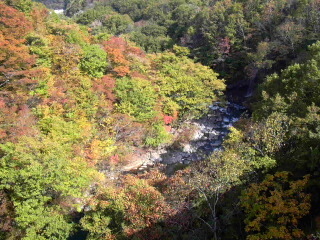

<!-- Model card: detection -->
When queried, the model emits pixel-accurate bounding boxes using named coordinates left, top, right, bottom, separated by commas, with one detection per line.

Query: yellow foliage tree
left=241, top=172, right=311, bottom=240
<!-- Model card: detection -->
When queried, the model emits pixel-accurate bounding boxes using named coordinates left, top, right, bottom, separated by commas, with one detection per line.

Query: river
left=132, top=101, right=247, bottom=173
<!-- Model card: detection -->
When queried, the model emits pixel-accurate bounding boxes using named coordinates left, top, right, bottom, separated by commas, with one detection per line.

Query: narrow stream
left=135, top=102, right=247, bottom=173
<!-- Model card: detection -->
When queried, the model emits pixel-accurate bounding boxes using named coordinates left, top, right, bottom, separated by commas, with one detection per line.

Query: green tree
left=75, top=6, right=113, bottom=25
left=80, top=44, right=108, bottom=78
left=254, top=41, right=320, bottom=119
left=188, top=149, right=252, bottom=239
left=144, top=121, right=171, bottom=147
left=0, top=136, right=98, bottom=239
left=101, top=13, right=133, bottom=35
left=115, top=77, right=157, bottom=122
left=130, top=31, right=173, bottom=53
left=154, top=52, right=225, bottom=119
left=65, top=0, right=87, bottom=17
left=110, top=0, right=151, bottom=21
left=5, top=0, right=33, bottom=14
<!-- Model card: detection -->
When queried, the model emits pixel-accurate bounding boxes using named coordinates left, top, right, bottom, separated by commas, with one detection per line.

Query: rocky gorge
left=120, top=101, right=247, bottom=173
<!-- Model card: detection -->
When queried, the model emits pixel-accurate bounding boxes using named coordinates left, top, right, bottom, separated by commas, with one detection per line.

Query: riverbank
left=115, top=101, right=247, bottom=174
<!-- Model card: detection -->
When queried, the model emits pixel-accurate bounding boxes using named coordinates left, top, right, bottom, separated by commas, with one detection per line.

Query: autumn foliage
left=0, top=2, right=36, bottom=88
left=2, top=0, right=320, bottom=239
left=241, top=172, right=311, bottom=240
left=104, top=36, right=145, bottom=77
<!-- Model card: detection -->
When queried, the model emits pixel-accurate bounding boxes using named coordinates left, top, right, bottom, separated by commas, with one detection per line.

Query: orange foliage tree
left=104, top=37, right=145, bottom=77
left=81, top=175, right=170, bottom=240
left=0, top=2, right=36, bottom=88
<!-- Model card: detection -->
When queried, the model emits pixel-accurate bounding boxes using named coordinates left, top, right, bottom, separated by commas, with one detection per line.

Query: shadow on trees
left=127, top=184, right=248, bottom=240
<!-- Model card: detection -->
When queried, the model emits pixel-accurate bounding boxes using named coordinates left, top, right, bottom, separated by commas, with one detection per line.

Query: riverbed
left=132, top=101, right=247, bottom=173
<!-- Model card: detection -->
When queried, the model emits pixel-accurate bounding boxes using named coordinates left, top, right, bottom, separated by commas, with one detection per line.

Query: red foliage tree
left=0, top=191, right=14, bottom=233
left=0, top=96, right=38, bottom=143
left=164, top=115, right=174, bottom=125
left=93, top=74, right=116, bottom=103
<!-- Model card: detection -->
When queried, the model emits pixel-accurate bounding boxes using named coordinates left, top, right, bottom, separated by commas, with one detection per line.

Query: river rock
left=232, top=117, right=239, bottom=123
left=139, top=165, right=148, bottom=170
left=121, top=102, right=246, bottom=172
left=223, top=117, right=230, bottom=123
left=150, top=151, right=162, bottom=161
left=218, top=107, right=227, bottom=113
left=211, top=123, right=221, bottom=129
left=53, top=9, right=64, bottom=14
left=233, top=103, right=246, bottom=110
left=212, top=140, right=222, bottom=147
left=191, top=123, right=205, bottom=140
left=172, top=154, right=183, bottom=163
left=194, top=141, right=207, bottom=148
left=208, top=130, right=220, bottom=139
left=183, top=144, right=195, bottom=153
left=209, top=105, right=218, bottom=110
left=183, top=159, right=191, bottom=165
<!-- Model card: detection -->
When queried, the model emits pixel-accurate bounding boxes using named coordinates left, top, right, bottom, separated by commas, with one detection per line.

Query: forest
left=0, top=0, right=320, bottom=239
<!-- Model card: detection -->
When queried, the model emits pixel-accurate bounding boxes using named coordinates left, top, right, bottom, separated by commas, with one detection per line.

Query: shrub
left=80, top=44, right=108, bottom=78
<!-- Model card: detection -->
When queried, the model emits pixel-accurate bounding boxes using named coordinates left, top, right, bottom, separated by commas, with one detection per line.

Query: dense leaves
left=241, top=172, right=310, bottom=240
left=81, top=176, right=169, bottom=240
left=0, top=136, right=98, bottom=239
left=0, top=1, right=36, bottom=89
left=62, top=0, right=320, bottom=88
left=2, top=0, right=320, bottom=239
left=0, top=1, right=226, bottom=239
left=80, top=44, right=108, bottom=78
left=115, top=77, right=157, bottom=121
left=154, top=51, right=225, bottom=118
